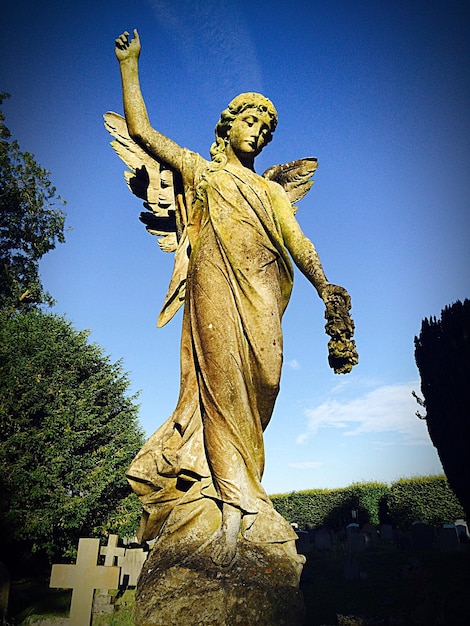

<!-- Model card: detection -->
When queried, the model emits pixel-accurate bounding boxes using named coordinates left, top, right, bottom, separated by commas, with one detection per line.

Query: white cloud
left=288, top=461, right=323, bottom=470
left=297, top=380, right=429, bottom=445
left=286, top=359, right=301, bottom=370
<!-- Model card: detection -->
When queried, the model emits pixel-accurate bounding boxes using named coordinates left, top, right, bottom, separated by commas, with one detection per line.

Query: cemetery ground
left=7, top=537, right=470, bottom=626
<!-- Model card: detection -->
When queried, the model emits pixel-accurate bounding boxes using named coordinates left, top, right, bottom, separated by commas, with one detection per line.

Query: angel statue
left=106, top=30, right=358, bottom=571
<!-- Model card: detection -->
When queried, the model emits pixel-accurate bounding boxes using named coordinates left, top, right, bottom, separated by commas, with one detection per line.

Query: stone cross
left=100, top=534, right=125, bottom=567
left=94, top=534, right=127, bottom=614
left=50, top=538, right=120, bottom=626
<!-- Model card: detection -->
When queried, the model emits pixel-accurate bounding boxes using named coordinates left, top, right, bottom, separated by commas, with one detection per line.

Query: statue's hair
left=209, top=93, right=278, bottom=165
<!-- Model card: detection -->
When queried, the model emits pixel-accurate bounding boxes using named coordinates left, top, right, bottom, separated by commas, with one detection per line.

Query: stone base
left=93, top=593, right=114, bottom=615
left=93, top=590, right=115, bottom=614
left=135, top=538, right=305, bottom=626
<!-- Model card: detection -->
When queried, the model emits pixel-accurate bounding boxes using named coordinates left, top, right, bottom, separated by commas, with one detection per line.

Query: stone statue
left=106, top=29, right=358, bottom=625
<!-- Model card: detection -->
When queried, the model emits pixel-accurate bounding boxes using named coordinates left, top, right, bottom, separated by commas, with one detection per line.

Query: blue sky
left=3, top=0, right=469, bottom=494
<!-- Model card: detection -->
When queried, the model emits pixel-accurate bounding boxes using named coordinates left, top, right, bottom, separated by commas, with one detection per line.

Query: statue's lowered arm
left=276, top=189, right=358, bottom=374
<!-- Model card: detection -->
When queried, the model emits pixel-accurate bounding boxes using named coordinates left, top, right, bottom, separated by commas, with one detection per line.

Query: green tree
left=0, top=310, right=145, bottom=568
left=0, top=93, right=66, bottom=311
left=414, top=299, right=470, bottom=522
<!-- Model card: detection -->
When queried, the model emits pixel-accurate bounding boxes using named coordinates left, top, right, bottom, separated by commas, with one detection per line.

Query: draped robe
left=127, top=150, right=298, bottom=545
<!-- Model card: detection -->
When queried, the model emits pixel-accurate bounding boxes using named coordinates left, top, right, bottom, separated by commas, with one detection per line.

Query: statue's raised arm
left=115, top=30, right=183, bottom=172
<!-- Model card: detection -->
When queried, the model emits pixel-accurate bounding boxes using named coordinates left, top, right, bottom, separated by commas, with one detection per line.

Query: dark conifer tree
left=414, top=299, right=470, bottom=522
left=0, top=310, right=145, bottom=567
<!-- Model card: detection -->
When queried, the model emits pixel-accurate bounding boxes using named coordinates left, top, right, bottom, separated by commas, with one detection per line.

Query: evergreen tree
left=0, top=310, right=145, bottom=567
left=0, top=94, right=66, bottom=311
left=414, top=299, right=470, bottom=522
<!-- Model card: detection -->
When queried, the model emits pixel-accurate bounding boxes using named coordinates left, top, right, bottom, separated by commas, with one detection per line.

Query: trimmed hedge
left=388, top=475, right=465, bottom=529
left=270, top=475, right=465, bottom=530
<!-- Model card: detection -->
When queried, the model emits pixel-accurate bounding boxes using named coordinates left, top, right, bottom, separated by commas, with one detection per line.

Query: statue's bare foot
left=211, top=528, right=238, bottom=566
left=211, top=503, right=241, bottom=567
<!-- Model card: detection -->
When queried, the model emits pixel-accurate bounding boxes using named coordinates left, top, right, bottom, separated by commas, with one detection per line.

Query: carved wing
left=104, top=111, right=190, bottom=327
left=262, top=157, right=318, bottom=213
left=103, top=111, right=184, bottom=252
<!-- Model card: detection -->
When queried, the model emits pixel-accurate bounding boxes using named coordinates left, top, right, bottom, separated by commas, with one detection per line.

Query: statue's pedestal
left=134, top=538, right=305, bottom=626
left=132, top=474, right=305, bottom=625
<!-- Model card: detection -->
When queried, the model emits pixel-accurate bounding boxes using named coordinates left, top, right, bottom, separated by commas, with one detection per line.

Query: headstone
left=379, top=523, right=394, bottom=541
left=455, top=519, right=469, bottom=540
left=346, top=523, right=359, bottom=535
left=313, top=526, right=333, bottom=551
left=94, top=534, right=127, bottom=613
left=50, top=538, right=120, bottom=626
left=411, top=522, right=435, bottom=550
left=439, top=525, right=460, bottom=553
left=361, top=522, right=378, bottom=544
left=342, top=556, right=361, bottom=581
left=100, top=534, right=125, bottom=566
left=347, top=532, right=367, bottom=553
left=118, top=547, right=148, bottom=587
left=393, top=527, right=411, bottom=550
left=0, top=561, right=9, bottom=626
left=294, top=531, right=310, bottom=555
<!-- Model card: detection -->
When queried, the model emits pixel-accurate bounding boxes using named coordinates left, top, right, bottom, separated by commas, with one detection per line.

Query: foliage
left=0, top=310, right=145, bottom=566
left=347, top=481, right=390, bottom=526
left=0, top=93, right=66, bottom=311
left=270, top=475, right=464, bottom=530
left=387, top=475, right=465, bottom=529
left=270, top=481, right=389, bottom=530
left=414, top=299, right=470, bottom=521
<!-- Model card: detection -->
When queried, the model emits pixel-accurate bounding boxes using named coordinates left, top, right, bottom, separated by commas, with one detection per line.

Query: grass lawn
left=8, top=542, right=470, bottom=625
left=9, top=583, right=135, bottom=626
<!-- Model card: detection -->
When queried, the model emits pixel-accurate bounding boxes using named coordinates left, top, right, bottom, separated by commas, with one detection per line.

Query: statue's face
left=228, top=109, right=272, bottom=158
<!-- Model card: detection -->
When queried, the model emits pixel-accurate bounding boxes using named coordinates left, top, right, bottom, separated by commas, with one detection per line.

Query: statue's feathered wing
left=104, top=111, right=188, bottom=326
left=262, top=157, right=318, bottom=214
left=103, top=111, right=184, bottom=252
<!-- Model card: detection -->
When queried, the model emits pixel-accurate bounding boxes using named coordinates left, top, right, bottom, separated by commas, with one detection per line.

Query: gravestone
left=347, top=532, right=367, bottom=553
left=94, top=534, right=127, bottom=614
left=361, top=522, right=378, bottom=545
left=346, top=523, right=359, bottom=535
left=118, top=546, right=148, bottom=587
left=379, top=523, right=394, bottom=541
left=100, top=534, right=126, bottom=566
left=0, top=561, right=9, bottom=626
left=393, top=527, right=411, bottom=551
left=455, top=519, right=469, bottom=540
left=313, top=526, right=333, bottom=551
left=411, top=522, right=435, bottom=550
left=439, top=525, right=460, bottom=553
left=50, top=538, right=120, bottom=626
left=342, top=556, right=361, bottom=581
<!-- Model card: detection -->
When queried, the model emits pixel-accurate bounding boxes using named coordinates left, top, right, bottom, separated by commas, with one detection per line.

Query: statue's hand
left=319, top=283, right=350, bottom=308
left=115, top=29, right=141, bottom=63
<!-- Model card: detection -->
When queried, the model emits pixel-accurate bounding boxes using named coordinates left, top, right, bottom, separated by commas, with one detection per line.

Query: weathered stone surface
left=135, top=538, right=305, bottom=626
left=109, top=29, right=358, bottom=626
